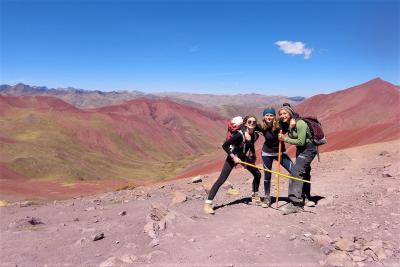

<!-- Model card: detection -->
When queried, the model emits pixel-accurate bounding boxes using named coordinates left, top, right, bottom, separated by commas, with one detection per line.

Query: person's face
left=246, top=117, right=257, bottom=129
left=264, top=114, right=275, bottom=123
left=279, top=110, right=291, bottom=123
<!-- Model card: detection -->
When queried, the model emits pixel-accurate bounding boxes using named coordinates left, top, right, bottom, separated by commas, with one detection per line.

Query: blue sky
left=0, top=0, right=398, bottom=96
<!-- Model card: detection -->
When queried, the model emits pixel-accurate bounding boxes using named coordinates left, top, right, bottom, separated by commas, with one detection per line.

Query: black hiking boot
left=281, top=203, right=302, bottom=215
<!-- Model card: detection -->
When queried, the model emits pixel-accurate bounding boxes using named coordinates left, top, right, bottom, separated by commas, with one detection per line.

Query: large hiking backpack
left=300, top=117, right=327, bottom=146
left=226, top=116, right=243, bottom=141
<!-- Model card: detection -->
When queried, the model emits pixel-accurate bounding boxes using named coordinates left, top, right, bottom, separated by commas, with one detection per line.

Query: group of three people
left=204, top=104, right=318, bottom=215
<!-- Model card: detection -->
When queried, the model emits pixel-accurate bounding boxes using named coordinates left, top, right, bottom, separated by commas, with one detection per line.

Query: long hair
left=261, top=116, right=280, bottom=132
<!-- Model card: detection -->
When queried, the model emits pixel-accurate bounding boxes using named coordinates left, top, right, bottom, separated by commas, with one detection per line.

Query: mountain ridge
left=0, top=83, right=305, bottom=109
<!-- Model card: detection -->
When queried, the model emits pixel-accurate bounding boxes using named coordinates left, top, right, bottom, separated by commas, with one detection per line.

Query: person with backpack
left=278, top=104, right=319, bottom=215
left=204, top=115, right=262, bottom=214
left=255, top=107, right=293, bottom=208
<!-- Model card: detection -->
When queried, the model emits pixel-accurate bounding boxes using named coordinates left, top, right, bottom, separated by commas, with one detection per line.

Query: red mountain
left=295, top=78, right=400, bottom=152
left=177, top=78, right=400, bottom=178
left=0, top=96, right=226, bottom=198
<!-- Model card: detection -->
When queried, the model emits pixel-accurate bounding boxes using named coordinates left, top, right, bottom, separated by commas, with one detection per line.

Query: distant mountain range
left=0, top=84, right=145, bottom=109
left=0, top=83, right=305, bottom=112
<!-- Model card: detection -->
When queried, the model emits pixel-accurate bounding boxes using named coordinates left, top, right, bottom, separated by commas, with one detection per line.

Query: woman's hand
left=232, top=155, right=241, bottom=164
left=289, top=118, right=296, bottom=128
left=278, top=132, right=284, bottom=141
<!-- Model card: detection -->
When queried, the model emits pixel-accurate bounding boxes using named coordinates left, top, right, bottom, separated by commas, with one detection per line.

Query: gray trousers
left=289, top=142, right=317, bottom=205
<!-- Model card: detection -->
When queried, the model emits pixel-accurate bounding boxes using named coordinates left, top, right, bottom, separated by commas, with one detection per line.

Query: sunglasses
left=247, top=120, right=257, bottom=125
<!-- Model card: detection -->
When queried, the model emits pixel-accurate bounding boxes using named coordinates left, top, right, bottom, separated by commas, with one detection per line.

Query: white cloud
left=275, top=40, right=313, bottom=59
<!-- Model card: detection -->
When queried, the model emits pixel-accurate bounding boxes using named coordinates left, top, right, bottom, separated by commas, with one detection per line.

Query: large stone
left=335, top=238, right=355, bottom=252
left=171, top=191, right=187, bottom=204
left=149, top=204, right=168, bottom=221
left=363, top=240, right=383, bottom=254
left=312, top=234, right=333, bottom=247
left=340, top=232, right=355, bottom=242
left=325, top=251, right=350, bottom=267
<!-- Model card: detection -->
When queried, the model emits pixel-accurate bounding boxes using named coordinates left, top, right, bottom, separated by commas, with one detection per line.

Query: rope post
left=276, top=130, right=282, bottom=208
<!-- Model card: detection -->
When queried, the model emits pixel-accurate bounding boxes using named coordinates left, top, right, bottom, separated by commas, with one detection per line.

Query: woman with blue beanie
left=255, top=107, right=293, bottom=208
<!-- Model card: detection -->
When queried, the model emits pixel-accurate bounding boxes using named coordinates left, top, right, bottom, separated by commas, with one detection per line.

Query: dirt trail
left=1, top=140, right=399, bottom=266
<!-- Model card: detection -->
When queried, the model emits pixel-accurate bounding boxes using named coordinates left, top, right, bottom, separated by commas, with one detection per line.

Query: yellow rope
left=238, top=160, right=312, bottom=184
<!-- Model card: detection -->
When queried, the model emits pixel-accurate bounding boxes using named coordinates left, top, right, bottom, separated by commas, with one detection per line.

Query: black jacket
left=255, top=121, right=288, bottom=154
left=222, top=128, right=258, bottom=157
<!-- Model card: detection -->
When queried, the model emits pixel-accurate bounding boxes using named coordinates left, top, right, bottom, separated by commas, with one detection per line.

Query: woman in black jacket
left=204, top=115, right=261, bottom=214
left=256, top=107, right=293, bottom=208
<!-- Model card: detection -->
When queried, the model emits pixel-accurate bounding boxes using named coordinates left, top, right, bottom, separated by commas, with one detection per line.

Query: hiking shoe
left=304, top=199, right=316, bottom=207
left=203, top=203, right=215, bottom=214
left=281, top=203, right=302, bottom=215
left=251, top=195, right=262, bottom=205
left=261, top=196, right=271, bottom=208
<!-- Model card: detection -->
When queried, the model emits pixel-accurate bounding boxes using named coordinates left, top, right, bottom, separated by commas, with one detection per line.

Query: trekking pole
left=238, top=161, right=311, bottom=184
left=276, top=130, right=282, bottom=208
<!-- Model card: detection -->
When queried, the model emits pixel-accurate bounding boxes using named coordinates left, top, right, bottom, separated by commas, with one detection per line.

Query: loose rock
left=149, top=238, right=159, bottom=248
left=93, top=233, right=105, bottom=241
left=191, top=176, right=203, bottom=183
left=19, top=201, right=36, bottom=207
left=171, top=191, right=187, bottom=204
left=335, top=238, right=355, bottom=252
left=312, top=235, right=333, bottom=247
left=325, top=251, right=351, bottom=267
left=227, top=188, right=240, bottom=196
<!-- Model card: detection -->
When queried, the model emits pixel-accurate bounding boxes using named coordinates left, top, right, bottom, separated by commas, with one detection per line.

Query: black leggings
left=261, top=153, right=293, bottom=197
left=207, top=157, right=261, bottom=201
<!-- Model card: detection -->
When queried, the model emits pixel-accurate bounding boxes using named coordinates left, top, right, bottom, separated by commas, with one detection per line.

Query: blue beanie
left=263, top=107, right=276, bottom=116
